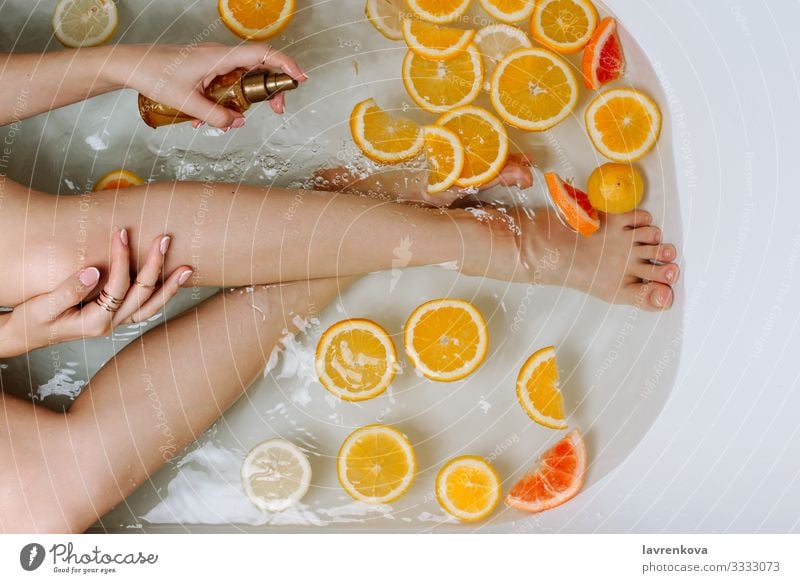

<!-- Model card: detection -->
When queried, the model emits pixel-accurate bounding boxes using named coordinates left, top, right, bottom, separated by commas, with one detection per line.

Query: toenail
left=664, top=247, right=674, bottom=259
left=666, top=268, right=675, bottom=282
left=652, top=291, right=664, bottom=308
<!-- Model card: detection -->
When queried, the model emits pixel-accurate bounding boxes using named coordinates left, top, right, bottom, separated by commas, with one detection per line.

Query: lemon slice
left=241, top=439, right=312, bottom=512
left=315, top=318, right=398, bottom=401
left=436, top=455, right=502, bottom=522
left=350, top=98, right=424, bottom=164
left=516, top=346, right=568, bottom=429
left=473, top=23, right=532, bottom=87
left=365, top=0, right=405, bottom=41
left=337, top=425, right=417, bottom=504
left=52, top=0, right=118, bottom=48
left=423, top=126, right=465, bottom=194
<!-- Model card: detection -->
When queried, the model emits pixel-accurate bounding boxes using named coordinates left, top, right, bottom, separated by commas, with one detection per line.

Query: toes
left=632, top=225, right=662, bottom=244
left=625, top=282, right=674, bottom=310
left=497, top=164, right=534, bottom=188
left=507, top=152, right=534, bottom=167
left=635, top=243, right=677, bottom=262
left=610, top=210, right=652, bottom=228
left=632, top=261, right=680, bottom=285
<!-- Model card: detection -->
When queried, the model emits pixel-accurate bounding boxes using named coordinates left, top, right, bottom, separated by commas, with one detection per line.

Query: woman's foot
left=462, top=205, right=679, bottom=311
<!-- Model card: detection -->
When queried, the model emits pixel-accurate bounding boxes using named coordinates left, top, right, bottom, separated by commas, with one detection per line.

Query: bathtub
left=0, top=0, right=796, bottom=533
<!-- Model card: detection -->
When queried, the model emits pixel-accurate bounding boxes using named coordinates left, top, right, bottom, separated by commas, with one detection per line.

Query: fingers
left=46, top=267, right=101, bottom=319
left=183, top=92, right=243, bottom=129
left=269, top=92, right=286, bottom=114
left=261, top=47, right=308, bottom=81
left=113, top=234, right=169, bottom=325
left=125, top=267, right=192, bottom=326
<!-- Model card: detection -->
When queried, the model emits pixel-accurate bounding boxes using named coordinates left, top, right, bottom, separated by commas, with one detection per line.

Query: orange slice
left=545, top=172, right=600, bottom=237
left=365, top=0, right=405, bottom=41
left=337, top=425, right=417, bottom=504
left=93, top=169, right=145, bottom=192
left=477, top=0, right=536, bottom=24
left=585, top=88, right=662, bottom=162
left=516, top=346, right=567, bottom=429
left=403, top=298, right=489, bottom=382
left=402, top=44, right=484, bottom=113
left=490, top=47, right=578, bottom=131
left=506, top=429, right=586, bottom=513
left=405, top=0, right=471, bottom=24
left=435, top=105, right=508, bottom=188
left=218, top=0, right=294, bottom=40
left=315, top=319, right=398, bottom=402
left=350, top=98, right=424, bottom=164
left=423, top=126, right=465, bottom=194
left=402, top=17, right=476, bottom=60
left=473, top=23, right=533, bottom=85
left=436, top=456, right=502, bottom=522
left=530, top=0, right=598, bottom=54
left=582, top=16, right=625, bottom=90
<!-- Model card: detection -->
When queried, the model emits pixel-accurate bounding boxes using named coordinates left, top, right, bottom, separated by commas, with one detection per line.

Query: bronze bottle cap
left=242, top=71, right=299, bottom=103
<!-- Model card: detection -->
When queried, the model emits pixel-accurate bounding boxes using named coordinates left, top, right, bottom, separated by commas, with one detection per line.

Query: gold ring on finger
left=135, top=280, right=156, bottom=290
left=95, top=296, right=119, bottom=313
left=100, top=289, right=124, bottom=306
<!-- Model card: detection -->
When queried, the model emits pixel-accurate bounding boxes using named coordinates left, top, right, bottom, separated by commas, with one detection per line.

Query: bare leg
left=0, top=277, right=349, bottom=533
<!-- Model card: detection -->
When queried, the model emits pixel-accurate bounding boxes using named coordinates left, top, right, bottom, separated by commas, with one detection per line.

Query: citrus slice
left=402, top=17, right=476, bottom=61
left=585, top=88, right=662, bottom=162
left=477, top=0, right=536, bottom=24
left=52, top=0, right=118, bottom=48
left=405, top=0, right=471, bottom=24
left=530, top=0, right=598, bottom=54
left=402, top=44, right=484, bottom=114
left=516, top=345, right=568, bottom=429
left=473, top=23, right=533, bottom=85
left=241, top=439, right=312, bottom=512
left=423, top=126, right=465, bottom=194
left=218, top=0, right=294, bottom=40
left=435, top=106, right=508, bottom=188
left=582, top=16, right=625, bottom=90
left=350, top=98, right=424, bottom=164
left=337, top=425, right=417, bottom=504
left=506, top=429, right=586, bottom=513
left=366, top=0, right=405, bottom=41
left=315, top=318, right=398, bottom=402
left=436, top=456, right=502, bottom=522
left=93, top=169, right=145, bottom=192
left=403, top=298, right=489, bottom=382
left=490, top=47, right=578, bottom=131
left=545, top=172, right=600, bottom=237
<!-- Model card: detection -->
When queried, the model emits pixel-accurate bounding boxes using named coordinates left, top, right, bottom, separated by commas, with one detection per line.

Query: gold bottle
left=138, top=68, right=299, bottom=128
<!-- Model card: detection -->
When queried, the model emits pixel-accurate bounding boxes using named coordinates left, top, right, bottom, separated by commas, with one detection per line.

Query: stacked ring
left=95, top=289, right=124, bottom=314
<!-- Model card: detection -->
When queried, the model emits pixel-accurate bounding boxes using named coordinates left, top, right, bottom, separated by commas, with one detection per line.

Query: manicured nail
left=119, top=228, right=128, bottom=246
left=79, top=267, right=100, bottom=287
left=652, top=290, right=664, bottom=308
left=178, top=270, right=193, bottom=286
left=663, top=247, right=674, bottom=260
left=666, top=268, right=674, bottom=282
left=231, top=117, right=245, bottom=128
left=160, top=236, right=171, bottom=255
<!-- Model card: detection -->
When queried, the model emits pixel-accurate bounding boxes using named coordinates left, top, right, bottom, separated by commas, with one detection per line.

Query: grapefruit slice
left=545, top=172, right=600, bottom=237
left=582, top=17, right=625, bottom=90
left=505, top=429, right=586, bottom=513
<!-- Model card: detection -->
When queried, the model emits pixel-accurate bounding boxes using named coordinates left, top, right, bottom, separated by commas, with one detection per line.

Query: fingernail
left=178, top=270, right=193, bottom=286
left=119, top=228, right=128, bottom=246
left=160, top=236, right=171, bottom=255
left=231, top=117, right=245, bottom=128
left=79, top=267, right=100, bottom=287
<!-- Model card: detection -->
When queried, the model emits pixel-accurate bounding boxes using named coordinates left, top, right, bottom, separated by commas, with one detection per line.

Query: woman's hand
left=0, top=230, right=192, bottom=358
left=118, top=43, right=307, bottom=130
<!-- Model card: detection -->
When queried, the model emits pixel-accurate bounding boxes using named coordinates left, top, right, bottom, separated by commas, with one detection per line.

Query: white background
left=560, top=0, right=800, bottom=533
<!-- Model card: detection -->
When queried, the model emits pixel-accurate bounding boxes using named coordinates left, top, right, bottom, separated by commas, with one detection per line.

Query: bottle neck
left=241, top=71, right=299, bottom=103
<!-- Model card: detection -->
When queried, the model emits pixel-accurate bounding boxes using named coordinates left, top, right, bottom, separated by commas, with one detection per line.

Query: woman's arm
left=0, top=43, right=306, bottom=128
